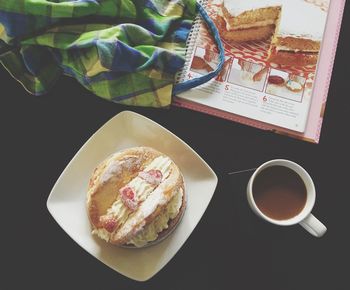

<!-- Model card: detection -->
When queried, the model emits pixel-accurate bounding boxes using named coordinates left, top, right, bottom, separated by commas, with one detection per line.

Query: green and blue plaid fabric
left=0, top=0, right=197, bottom=107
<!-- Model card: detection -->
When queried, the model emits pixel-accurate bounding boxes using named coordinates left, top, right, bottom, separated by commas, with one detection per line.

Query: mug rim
left=247, top=159, right=316, bottom=226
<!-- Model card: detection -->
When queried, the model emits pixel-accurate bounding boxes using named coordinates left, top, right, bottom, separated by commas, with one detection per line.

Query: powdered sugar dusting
left=138, top=169, right=163, bottom=185
left=100, top=155, right=140, bottom=183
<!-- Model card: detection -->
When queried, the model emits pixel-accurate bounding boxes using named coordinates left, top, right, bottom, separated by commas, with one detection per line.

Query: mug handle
left=299, top=214, right=327, bottom=238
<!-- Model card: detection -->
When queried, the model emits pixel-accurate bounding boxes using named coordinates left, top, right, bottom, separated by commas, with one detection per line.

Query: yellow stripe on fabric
left=159, top=42, right=179, bottom=51
left=0, top=24, right=5, bottom=38
left=147, top=68, right=174, bottom=81
left=154, top=84, right=173, bottom=107
left=86, top=60, right=109, bottom=77
left=0, top=23, right=11, bottom=43
left=164, top=2, right=184, bottom=17
left=148, top=69, right=163, bottom=80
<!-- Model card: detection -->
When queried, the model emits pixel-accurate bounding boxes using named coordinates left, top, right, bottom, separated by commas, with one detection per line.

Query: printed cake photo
left=219, top=0, right=328, bottom=66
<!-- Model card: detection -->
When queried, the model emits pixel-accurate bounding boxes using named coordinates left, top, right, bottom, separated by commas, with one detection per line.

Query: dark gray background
left=1, top=3, right=349, bottom=289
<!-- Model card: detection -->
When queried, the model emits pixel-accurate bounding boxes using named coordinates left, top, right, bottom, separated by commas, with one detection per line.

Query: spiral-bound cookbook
left=175, top=0, right=346, bottom=143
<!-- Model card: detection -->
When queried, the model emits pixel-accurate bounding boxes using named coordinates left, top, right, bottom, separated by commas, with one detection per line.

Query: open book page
left=177, top=0, right=331, bottom=137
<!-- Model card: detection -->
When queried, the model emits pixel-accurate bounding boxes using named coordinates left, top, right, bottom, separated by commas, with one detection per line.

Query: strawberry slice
left=100, top=216, right=118, bottom=233
left=121, top=185, right=135, bottom=200
left=120, top=186, right=137, bottom=211
left=138, top=169, right=163, bottom=185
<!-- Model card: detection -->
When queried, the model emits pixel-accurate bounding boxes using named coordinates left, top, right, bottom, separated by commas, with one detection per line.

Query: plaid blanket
left=0, top=0, right=197, bottom=107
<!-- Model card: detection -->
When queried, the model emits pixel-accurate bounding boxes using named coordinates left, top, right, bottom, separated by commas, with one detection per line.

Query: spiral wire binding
left=175, top=0, right=208, bottom=84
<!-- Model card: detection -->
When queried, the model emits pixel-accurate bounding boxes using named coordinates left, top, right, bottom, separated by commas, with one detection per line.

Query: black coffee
left=252, top=166, right=307, bottom=220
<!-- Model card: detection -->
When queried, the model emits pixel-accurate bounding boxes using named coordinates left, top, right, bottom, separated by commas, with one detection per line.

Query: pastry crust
left=221, top=24, right=275, bottom=43
left=86, top=147, right=185, bottom=247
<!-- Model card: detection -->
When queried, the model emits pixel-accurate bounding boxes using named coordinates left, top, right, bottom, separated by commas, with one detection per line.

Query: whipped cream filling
left=275, top=45, right=319, bottom=53
left=128, top=188, right=183, bottom=247
left=93, top=188, right=183, bottom=245
left=92, top=228, right=110, bottom=242
left=92, top=156, right=173, bottom=242
left=129, top=156, right=172, bottom=201
left=226, top=19, right=275, bottom=32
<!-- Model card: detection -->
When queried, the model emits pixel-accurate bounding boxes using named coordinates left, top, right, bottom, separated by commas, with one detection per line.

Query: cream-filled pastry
left=87, top=147, right=185, bottom=247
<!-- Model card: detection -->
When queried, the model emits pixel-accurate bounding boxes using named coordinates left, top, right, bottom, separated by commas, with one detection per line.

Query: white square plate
left=47, top=111, right=218, bottom=281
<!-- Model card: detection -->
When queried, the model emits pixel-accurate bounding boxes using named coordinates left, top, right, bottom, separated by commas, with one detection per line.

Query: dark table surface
left=2, top=4, right=349, bottom=290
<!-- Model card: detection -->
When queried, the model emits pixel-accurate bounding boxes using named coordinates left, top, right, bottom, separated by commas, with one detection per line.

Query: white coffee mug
left=247, top=159, right=327, bottom=237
